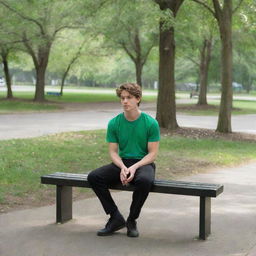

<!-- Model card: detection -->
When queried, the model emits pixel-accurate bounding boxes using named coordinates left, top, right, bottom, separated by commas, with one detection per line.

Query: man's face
left=120, top=90, right=140, bottom=112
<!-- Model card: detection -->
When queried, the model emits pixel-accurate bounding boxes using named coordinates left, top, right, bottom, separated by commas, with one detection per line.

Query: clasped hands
left=120, top=165, right=137, bottom=186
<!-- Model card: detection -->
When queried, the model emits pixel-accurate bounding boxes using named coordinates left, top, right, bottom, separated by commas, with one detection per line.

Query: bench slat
left=41, top=172, right=223, bottom=198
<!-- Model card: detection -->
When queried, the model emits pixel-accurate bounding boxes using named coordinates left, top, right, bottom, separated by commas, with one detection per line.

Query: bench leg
left=199, top=196, right=211, bottom=240
left=56, top=185, right=72, bottom=223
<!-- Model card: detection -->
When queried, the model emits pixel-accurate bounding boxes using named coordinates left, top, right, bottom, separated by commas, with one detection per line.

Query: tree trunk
left=134, top=30, right=143, bottom=87
left=135, top=62, right=143, bottom=87
left=216, top=1, right=233, bottom=133
left=60, top=67, right=70, bottom=95
left=60, top=40, right=85, bottom=95
left=155, top=0, right=184, bottom=129
left=60, top=74, right=66, bottom=96
left=34, top=46, right=50, bottom=102
left=1, top=51, right=13, bottom=99
left=197, top=38, right=212, bottom=105
left=156, top=21, right=178, bottom=129
left=34, top=66, right=47, bottom=101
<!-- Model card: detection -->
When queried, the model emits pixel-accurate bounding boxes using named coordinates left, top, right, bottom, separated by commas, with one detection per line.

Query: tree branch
left=191, top=0, right=216, bottom=18
left=141, top=44, right=155, bottom=66
left=22, top=32, right=38, bottom=69
left=53, top=25, right=83, bottom=38
left=119, top=41, right=136, bottom=62
left=0, top=0, right=45, bottom=36
left=187, top=55, right=200, bottom=66
left=233, top=0, right=244, bottom=14
left=133, top=29, right=141, bottom=56
left=211, top=0, right=222, bottom=21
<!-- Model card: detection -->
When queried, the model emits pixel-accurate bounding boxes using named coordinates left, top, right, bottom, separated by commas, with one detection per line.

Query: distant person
left=88, top=82, right=160, bottom=238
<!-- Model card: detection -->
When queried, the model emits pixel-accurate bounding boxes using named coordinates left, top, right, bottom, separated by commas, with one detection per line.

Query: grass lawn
left=1, top=129, right=256, bottom=213
left=0, top=98, right=62, bottom=113
left=177, top=99, right=256, bottom=115
left=1, top=91, right=256, bottom=115
left=0, top=90, right=157, bottom=113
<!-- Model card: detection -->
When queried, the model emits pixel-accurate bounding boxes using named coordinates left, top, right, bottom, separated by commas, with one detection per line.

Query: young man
left=88, top=83, right=160, bottom=238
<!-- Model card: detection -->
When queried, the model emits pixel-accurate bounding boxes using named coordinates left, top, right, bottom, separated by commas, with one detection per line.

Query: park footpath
left=1, top=161, right=256, bottom=256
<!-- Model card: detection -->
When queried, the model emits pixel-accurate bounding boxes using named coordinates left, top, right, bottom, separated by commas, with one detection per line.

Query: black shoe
left=97, top=215, right=126, bottom=236
left=126, top=219, right=139, bottom=237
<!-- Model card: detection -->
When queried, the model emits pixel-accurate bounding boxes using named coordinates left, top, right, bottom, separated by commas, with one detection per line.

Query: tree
left=96, top=0, right=158, bottom=86
left=192, top=0, right=244, bottom=133
left=48, top=29, right=88, bottom=95
left=197, top=36, right=213, bottom=104
left=0, top=6, right=18, bottom=99
left=60, top=41, right=86, bottom=95
left=0, top=47, right=13, bottom=98
left=0, top=0, right=76, bottom=101
left=154, top=0, right=184, bottom=129
left=119, top=27, right=157, bottom=87
left=232, top=1, right=256, bottom=93
left=0, top=0, right=107, bottom=101
left=176, top=3, right=217, bottom=105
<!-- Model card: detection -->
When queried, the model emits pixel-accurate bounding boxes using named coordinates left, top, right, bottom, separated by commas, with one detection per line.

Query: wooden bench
left=41, top=172, right=224, bottom=240
left=46, top=92, right=61, bottom=96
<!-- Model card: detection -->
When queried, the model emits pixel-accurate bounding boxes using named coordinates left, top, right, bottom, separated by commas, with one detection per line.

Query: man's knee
left=87, top=171, right=97, bottom=185
left=134, top=175, right=154, bottom=191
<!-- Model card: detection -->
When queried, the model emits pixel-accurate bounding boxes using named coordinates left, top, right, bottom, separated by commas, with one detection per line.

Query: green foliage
left=0, top=0, right=256, bottom=92
left=232, top=1, right=256, bottom=92
left=90, top=0, right=159, bottom=84
left=175, top=1, right=219, bottom=84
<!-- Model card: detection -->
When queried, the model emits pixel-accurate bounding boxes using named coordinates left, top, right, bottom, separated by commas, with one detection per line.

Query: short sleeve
left=148, top=119, right=160, bottom=142
left=106, top=119, right=118, bottom=143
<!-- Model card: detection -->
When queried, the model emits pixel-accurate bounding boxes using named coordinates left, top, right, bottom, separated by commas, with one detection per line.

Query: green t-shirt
left=106, top=112, right=160, bottom=159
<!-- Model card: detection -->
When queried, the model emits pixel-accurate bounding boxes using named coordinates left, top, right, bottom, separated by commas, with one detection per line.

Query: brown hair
left=116, top=83, right=142, bottom=105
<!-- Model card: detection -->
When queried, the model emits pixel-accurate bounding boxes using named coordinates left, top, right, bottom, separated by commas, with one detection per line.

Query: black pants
left=88, top=159, right=155, bottom=220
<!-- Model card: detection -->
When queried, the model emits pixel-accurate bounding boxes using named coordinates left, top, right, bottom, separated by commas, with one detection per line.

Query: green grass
left=0, top=99, right=61, bottom=113
left=0, top=91, right=34, bottom=100
left=0, top=90, right=157, bottom=113
left=0, top=130, right=256, bottom=210
left=233, top=100, right=256, bottom=114
left=177, top=99, right=256, bottom=116
left=49, top=92, right=118, bottom=103
left=51, top=92, right=156, bottom=103
left=1, top=89, right=255, bottom=115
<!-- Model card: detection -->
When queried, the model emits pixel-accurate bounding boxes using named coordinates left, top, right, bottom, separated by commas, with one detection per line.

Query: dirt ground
left=161, top=126, right=256, bottom=142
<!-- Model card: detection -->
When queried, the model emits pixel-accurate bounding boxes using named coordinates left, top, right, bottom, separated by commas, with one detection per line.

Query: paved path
left=1, top=162, right=256, bottom=256
left=0, top=102, right=256, bottom=140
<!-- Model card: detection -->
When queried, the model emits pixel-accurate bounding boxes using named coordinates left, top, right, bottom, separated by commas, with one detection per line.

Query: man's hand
left=126, top=165, right=138, bottom=183
left=124, top=141, right=159, bottom=184
left=120, top=166, right=129, bottom=185
left=120, top=165, right=138, bottom=185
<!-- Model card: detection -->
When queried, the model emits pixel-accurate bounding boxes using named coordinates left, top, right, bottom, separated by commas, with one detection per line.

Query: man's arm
left=109, top=143, right=129, bottom=185
left=126, top=141, right=159, bottom=183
